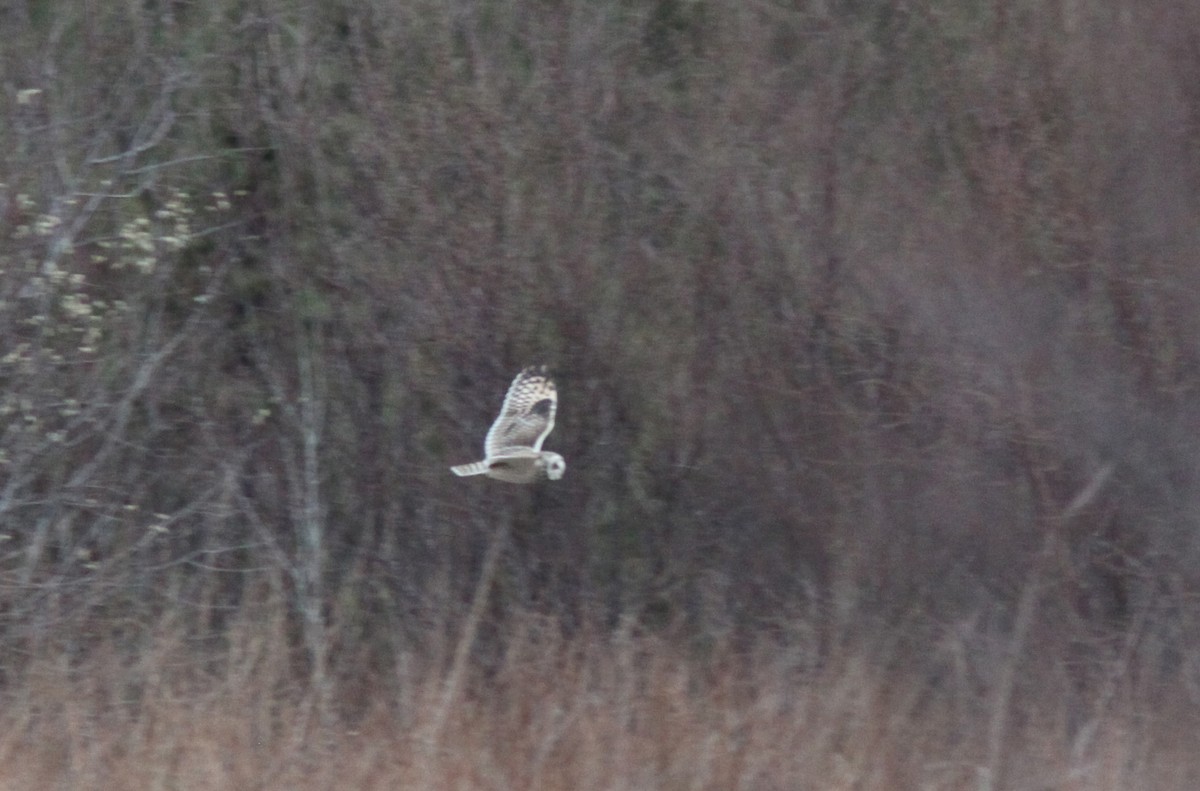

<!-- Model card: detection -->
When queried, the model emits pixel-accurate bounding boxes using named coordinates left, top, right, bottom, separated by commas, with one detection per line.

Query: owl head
left=539, top=452, right=566, bottom=480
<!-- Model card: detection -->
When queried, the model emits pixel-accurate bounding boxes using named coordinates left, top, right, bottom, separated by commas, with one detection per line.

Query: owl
left=450, top=365, right=566, bottom=483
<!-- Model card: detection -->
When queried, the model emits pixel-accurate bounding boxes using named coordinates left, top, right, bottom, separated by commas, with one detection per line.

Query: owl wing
left=484, top=366, right=558, bottom=457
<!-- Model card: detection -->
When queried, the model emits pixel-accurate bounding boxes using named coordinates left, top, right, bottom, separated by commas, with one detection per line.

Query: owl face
left=539, top=452, right=566, bottom=480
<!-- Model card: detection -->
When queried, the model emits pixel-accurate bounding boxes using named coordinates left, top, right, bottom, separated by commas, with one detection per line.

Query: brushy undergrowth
left=2, top=613, right=1197, bottom=791
left=3, top=1, right=1200, bottom=787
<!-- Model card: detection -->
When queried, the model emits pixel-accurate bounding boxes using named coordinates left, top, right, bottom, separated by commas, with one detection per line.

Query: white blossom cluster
left=0, top=185, right=228, bottom=466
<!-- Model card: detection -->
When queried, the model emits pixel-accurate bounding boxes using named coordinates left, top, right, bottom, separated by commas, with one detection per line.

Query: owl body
left=452, top=449, right=566, bottom=484
left=451, top=366, right=565, bottom=484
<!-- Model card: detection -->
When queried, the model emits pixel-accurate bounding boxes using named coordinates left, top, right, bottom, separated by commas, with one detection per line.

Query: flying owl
left=450, top=365, right=566, bottom=483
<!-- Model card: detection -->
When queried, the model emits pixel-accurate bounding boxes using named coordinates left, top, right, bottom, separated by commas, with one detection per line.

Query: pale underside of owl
left=450, top=365, right=566, bottom=484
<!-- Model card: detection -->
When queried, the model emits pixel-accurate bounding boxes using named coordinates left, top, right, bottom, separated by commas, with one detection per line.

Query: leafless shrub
left=1, top=0, right=1199, bottom=784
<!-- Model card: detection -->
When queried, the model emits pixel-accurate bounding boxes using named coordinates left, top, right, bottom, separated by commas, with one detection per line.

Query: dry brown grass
left=0, top=616, right=1195, bottom=791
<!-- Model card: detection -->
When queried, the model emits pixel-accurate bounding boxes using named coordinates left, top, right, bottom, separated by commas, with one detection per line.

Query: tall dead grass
left=0, top=610, right=1195, bottom=791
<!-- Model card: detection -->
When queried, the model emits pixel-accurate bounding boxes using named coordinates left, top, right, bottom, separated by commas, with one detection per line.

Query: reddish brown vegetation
left=2, top=1, right=1199, bottom=787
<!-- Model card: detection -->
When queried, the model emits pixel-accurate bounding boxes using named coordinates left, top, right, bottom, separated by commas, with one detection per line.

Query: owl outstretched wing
left=483, top=365, right=558, bottom=457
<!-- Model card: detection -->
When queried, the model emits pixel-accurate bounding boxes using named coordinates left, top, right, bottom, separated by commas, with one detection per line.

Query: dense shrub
left=2, top=5, right=1199, bottom=781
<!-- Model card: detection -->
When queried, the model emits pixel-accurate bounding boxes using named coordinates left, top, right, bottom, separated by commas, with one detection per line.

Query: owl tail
left=450, top=460, right=490, bottom=477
